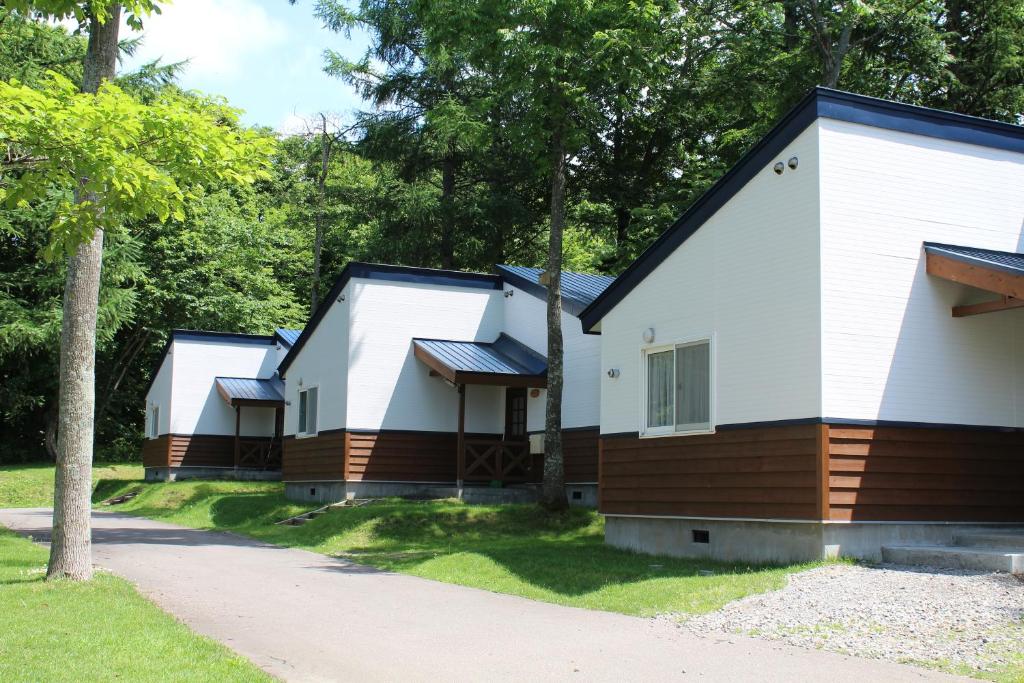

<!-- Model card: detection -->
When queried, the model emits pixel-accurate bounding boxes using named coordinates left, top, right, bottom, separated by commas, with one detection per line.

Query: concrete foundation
left=145, top=467, right=282, bottom=483
left=285, top=481, right=597, bottom=507
left=604, top=515, right=1024, bottom=564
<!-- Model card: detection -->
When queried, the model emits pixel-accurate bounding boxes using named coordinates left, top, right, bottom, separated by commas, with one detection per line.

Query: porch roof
left=215, top=376, right=285, bottom=407
left=412, top=334, right=547, bottom=388
left=924, top=242, right=1024, bottom=316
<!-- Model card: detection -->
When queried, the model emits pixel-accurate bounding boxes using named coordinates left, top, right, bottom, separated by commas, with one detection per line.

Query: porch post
left=234, top=404, right=241, bottom=469
left=456, top=384, right=466, bottom=495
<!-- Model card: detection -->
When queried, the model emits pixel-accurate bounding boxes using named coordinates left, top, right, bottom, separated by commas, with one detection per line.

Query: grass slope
left=0, top=462, right=142, bottom=508
left=93, top=476, right=816, bottom=617
left=0, top=528, right=268, bottom=683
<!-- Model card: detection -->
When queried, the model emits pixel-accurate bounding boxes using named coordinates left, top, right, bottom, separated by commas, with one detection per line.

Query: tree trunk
left=540, top=127, right=568, bottom=512
left=47, top=4, right=121, bottom=582
left=439, top=153, right=457, bottom=269
left=310, top=114, right=331, bottom=314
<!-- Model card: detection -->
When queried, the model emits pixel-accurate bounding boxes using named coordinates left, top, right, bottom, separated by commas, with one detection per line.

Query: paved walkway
left=0, top=508, right=967, bottom=682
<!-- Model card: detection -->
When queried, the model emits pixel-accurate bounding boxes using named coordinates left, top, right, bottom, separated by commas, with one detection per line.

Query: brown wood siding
left=348, top=431, right=460, bottom=482
left=599, top=425, right=819, bottom=519
left=563, top=429, right=599, bottom=483
left=827, top=425, right=1024, bottom=522
left=142, top=435, right=170, bottom=467
left=169, top=434, right=243, bottom=468
left=283, top=431, right=345, bottom=481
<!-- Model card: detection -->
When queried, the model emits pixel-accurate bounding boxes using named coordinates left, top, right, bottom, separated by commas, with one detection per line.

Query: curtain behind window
left=676, top=342, right=710, bottom=430
left=306, top=387, right=319, bottom=433
left=647, top=350, right=674, bottom=428
left=298, top=391, right=308, bottom=433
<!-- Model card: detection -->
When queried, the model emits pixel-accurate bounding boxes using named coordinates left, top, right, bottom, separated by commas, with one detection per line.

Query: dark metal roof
left=495, top=265, right=616, bottom=317
left=923, top=242, right=1024, bottom=277
left=579, top=87, right=1024, bottom=333
left=274, top=328, right=302, bottom=348
left=278, top=262, right=502, bottom=376
left=413, top=334, right=547, bottom=377
left=214, top=376, right=285, bottom=404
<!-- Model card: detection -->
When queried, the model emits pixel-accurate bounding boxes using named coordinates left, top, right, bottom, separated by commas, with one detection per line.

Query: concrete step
left=953, top=532, right=1024, bottom=550
left=882, top=544, right=1023, bottom=574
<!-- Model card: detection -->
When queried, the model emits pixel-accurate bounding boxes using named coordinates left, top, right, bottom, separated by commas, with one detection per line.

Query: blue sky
left=120, top=0, right=371, bottom=132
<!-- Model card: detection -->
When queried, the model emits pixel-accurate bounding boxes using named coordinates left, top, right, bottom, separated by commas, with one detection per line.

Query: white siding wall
left=819, top=119, right=1024, bottom=427
left=346, top=279, right=504, bottom=433
left=599, top=123, right=824, bottom=434
left=144, top=352, right=173, bottom=437
left=169, top=339, right=278, bottom=437
left=283, top=291, right=349, bottom=436
left=502, top=284, right=602, bottom=430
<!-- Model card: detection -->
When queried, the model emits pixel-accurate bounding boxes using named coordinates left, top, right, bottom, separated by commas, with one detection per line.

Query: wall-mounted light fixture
left=607, top=368, right=620, bottom=379
left=642, top=327, right=656, bottom=344
left=788, top=156, right=799, bottom=170
left=504, top=289, right=514, bottom=298
left=773, top=161, right=785, bottom=175
left=337, top=293, right=346, bottom=302
left=530, top=388, right=541, bottom=398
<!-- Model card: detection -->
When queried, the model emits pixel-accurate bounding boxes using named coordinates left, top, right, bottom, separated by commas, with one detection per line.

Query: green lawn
left=80, top=474, right=818, bottom=617
left=0, top=528, right=269, bottom=683
left=0, top=462, right=142, bottom=508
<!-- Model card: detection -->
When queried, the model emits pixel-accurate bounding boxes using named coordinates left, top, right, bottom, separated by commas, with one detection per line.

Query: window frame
left=639, top=335, right=715, bottom=438
left=149, top=404, right=160, bottom=439
left=296, top=385, right=320, bottom=438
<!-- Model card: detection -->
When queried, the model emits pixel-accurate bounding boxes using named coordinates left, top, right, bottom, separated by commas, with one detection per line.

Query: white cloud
left=124, top=0, right=287, bottom=81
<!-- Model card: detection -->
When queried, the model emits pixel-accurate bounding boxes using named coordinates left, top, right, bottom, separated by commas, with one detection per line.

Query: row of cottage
left=144, top=87, right=1024, bottom=563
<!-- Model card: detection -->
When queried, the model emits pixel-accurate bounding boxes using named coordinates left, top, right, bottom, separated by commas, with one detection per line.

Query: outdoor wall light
left=504, top=289, right=514, bottom=297
left=773, top=161, right=785, bottom=175
left=788, top=156, right=799, bottom=170
left=337, top=293, right=345, bottom=302
left=607, top=368, right=620, bottom=379
left=530, top=388, right=541, bottom=398
left=642, top=327, right=656, bottom=343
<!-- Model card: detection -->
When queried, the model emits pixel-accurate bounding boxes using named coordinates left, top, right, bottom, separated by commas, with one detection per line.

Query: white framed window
left=297, top=386, right=319, bottom=437
left=640, top=337, right=713, bottom=437
left=149, top=405, right=159, bottom=439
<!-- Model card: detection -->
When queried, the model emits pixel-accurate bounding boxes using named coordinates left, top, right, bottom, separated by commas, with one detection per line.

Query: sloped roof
left=412, top=334, right=547, bottom=387
left=214, top=376, right=285, bottom=405
left=923, top=243, right=1024, bottom=276
left=495, top=265, right=616, bottom=317
left=274, top=328, right=302, bottom=348
left=578, top=87, right=1024, bottom=333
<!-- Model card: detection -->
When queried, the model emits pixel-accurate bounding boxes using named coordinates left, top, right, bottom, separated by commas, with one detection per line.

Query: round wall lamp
left=788, top=156, right=799, bottom=170
left=773, top=161, right=785, bottom=175
left=642, top=327, right=656, bottom=344
left=529, top=388, right=541, bottom=398
left=607, top=368, right=620, bottom=379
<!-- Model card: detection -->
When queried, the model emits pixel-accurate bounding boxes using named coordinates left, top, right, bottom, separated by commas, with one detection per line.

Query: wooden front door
left=504, top=388, right=527, bottom=440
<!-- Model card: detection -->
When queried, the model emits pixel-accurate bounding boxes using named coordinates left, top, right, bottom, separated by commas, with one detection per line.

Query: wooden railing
left=463, top=439, right=532, bottom=483
left=237, top=438, right=282, bottom=470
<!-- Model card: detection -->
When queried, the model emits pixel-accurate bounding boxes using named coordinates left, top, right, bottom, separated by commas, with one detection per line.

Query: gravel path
left=677, top=563, right=1024, bottom=676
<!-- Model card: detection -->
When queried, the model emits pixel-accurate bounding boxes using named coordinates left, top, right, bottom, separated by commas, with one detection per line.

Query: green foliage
left=0, top=73, right=276, bottom=257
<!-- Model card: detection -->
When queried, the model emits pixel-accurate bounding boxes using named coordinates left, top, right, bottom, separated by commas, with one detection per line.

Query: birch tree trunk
left=47, top=4, right=121, bottom=582
left=540, top=127, right=568, bottom=511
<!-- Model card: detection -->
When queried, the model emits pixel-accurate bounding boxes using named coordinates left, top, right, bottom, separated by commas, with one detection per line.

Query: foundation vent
left=692, top=529, right=710, bottom=544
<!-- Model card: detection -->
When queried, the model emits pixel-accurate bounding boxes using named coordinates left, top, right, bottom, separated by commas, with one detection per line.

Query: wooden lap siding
left=828, top=425, right=1024, bottom=522
left=599, top=425, right=820, bottom=519
left=283, top=430, right=345, bottom=481
left=347, top=431, right=459, bottom=482
left=144, top=434, right=274, bottom=469
left=563, top=428, right=599, bottom=483
left=142, top=435, right=170, bottom=467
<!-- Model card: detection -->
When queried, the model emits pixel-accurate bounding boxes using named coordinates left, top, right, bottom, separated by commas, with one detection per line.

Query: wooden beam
left=952, top=295, right=1024, bottom=317
left=451, top=371, right=547, bottom=388
left=413, top=344, right=458, bottom=383
left=234, top=405, right=241, bottom=469
left=815, top=423, right=830, bottom=521
left=926, top=251, right=1024, bottom=300
left=456, top=384, right=466, bottom=492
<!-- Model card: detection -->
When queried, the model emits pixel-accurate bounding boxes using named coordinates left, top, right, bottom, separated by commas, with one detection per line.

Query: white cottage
left=580, top=87, right=1024, bottom=566
left=142, top=328, right=299, bottom=480
left=277, top=262, right=612, bottom=504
